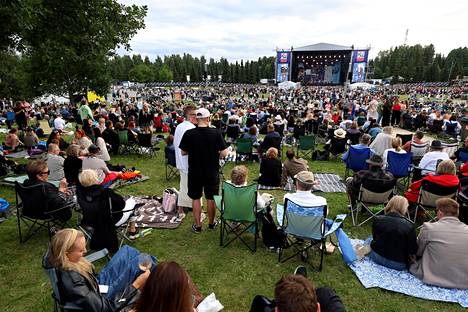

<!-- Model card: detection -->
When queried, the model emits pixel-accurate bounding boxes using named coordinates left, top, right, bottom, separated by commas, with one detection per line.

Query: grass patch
left=0, top=140, right=463, bottom=311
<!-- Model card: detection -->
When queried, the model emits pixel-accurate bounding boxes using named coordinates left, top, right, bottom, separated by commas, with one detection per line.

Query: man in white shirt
left=284, top=171, right=327, bottom=208
left=53, top=113, right=66, bottom=131
left=174, top=105, right=197, bottom=212
left=419, top=140, right=449, bottom=175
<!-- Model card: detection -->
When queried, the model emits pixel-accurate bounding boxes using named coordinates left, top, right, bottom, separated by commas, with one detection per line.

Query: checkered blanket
left=312, top=173, right=346, bottom=193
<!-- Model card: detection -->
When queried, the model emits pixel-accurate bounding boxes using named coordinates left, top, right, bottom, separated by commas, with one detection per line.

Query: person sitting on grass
left=250, top=266, right=346, bottom=312
left=410, top=198, right=468, bottom=289
left=258, top=147, right=282, bottom=187
left=133, top=261, right=203, bottom=312
left=281, top=149, right=309, bottom=187
left=47, top=143, right=65, bottom=181
left=45, top=228, right=149, bottom=311
left=370, top=196, right=417, bottom=271
left=82, top=144, right=111, bottom=184
left=4, top=128, right=23, bottom=151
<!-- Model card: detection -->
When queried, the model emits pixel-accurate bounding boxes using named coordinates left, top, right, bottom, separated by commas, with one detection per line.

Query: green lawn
left=0, top=141, right=464, bottom=311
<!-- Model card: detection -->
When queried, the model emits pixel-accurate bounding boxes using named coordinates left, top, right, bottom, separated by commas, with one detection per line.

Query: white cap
left=196, top=108, right=211, bottom=118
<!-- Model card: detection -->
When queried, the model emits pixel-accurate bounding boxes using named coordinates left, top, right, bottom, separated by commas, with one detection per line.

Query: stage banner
left=352, top=62, right=367, bottom=83
left=276, top=51, right=291, bottom=82
left=354, top=50, right=368, bottom=63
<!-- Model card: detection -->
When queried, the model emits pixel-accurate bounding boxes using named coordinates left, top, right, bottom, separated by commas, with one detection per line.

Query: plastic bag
left=197, top=293, right=224, bottom=312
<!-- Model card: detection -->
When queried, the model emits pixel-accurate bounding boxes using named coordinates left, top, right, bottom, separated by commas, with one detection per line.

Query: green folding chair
left=296, top=135, right=316, bottom=159
left=235, top=138, right=253, bottom=163
left=216, top=182, right=258, bottom=252
left=117, top=130, right=135, bottom=154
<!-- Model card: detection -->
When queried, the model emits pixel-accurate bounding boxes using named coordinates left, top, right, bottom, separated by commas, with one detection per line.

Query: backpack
left=261, top=211, right=286, bottom=249
left=162, top=188, right=178, bottom=213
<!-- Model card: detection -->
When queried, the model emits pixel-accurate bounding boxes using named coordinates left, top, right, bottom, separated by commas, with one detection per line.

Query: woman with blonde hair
left=405, top=159, right=459, bottom=204
left=45, top=228, right=149, bottom=311
left=382, top=137, right=406, bottom=165
left=258, top=147, right=282, bottom=187
left=370, top=196, right=417, bottom=270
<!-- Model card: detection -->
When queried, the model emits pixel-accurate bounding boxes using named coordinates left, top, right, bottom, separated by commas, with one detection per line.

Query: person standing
left=78, top=98, right=94, bottom=126
left=179, top=108, right=228, bottom=233
left=174, top=105, right=197, bottom=215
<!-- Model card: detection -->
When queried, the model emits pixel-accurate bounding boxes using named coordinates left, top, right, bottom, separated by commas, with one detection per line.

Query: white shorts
left=178, top=171, right=193, bottom=208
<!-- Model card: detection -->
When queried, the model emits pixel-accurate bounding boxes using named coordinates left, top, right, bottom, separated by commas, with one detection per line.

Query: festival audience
left=23, top=127, right=39, bottom=148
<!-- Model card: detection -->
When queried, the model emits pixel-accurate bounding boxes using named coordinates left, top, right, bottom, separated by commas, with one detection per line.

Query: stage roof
left=293, top=43, right=353, bottom=52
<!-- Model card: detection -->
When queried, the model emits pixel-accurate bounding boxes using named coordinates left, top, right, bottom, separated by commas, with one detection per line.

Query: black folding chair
left=15, top=182, right=74, bottom=243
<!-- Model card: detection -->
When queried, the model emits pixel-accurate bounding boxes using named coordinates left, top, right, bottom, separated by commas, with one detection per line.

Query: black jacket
left=371, top=212, right=418, bottom=264
left=258, top=158, right=282, bottom=187
left=43, top=253, right=138, bottom=312
left=76, top=184, right=125, bottom=253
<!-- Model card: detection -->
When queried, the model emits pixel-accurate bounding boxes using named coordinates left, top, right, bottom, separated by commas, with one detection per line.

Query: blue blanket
left=349, top=240, right=468, bottom=308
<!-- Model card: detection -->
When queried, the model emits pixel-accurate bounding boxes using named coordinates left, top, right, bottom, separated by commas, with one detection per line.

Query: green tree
left=128, top=63, right=154, bottom=82
left=23, top=0, right=147, bottom=101
left=158, top=65, right=173, bottom=82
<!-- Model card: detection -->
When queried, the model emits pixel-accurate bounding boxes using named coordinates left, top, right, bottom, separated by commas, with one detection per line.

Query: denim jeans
left=369, top=250, right=407, bottom=271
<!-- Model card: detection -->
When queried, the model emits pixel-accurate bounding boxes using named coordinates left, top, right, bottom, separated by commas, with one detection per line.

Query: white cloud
left=118, top=0, right=468, bottom=61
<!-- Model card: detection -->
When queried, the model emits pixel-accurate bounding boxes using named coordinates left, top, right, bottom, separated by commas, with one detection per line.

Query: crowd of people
left=1, top=83, right=468, bottom=311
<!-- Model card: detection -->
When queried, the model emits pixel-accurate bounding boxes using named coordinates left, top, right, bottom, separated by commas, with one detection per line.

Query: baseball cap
left=196, top=108, right=211, bottom=118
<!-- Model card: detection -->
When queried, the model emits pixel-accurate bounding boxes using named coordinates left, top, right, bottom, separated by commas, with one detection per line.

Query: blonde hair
left=231, top=165, right=248, bottom=186
left=392, top=137, right=402, bottom=151
left=266, top=147, right=278, bottom=159
left=384, top=195, right=408, bottom=216
left=436, top=159, right=456, bottom=175
left=78, top=169, right=99, bottom=187
left=49, top=229, right=94, bottom=285
left=383, top=126, right=393, bottom=135
left=66, top=144, right=81, bottom=158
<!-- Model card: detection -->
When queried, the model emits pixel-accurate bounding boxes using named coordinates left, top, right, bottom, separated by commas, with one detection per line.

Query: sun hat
left=294, top=171, right=315, bottom=185
left=334, top=128, right=346, bottom=139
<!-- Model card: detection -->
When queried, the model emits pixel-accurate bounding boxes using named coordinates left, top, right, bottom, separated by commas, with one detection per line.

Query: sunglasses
left=40, top=170, right=50, bottom=176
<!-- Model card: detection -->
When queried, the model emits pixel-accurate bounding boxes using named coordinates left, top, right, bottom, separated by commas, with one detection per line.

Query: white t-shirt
left=419, top=151, right=450, bottom=175
left=174, top=120, right=195, bottom=174
left=284, top=190, right=327, bottom=208
left=54, top=117, right=66, bottom=130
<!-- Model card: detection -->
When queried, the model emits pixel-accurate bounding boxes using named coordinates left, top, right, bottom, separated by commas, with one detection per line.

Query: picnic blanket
left=108, top=175, right=149, bottom=189
left=349, top=240, right=468, bottom=308
left=132, top=196, right=182, bottom=229
left=4, top=150, right=29, bottom=159
left=312, top=173, right=346, bottom=193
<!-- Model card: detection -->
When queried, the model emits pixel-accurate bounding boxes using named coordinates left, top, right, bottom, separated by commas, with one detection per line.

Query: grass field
left=0, top=138, right=464, bottom=311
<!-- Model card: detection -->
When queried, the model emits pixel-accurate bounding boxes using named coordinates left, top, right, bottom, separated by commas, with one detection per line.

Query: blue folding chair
left=276, top=199, right=346, bottom=271
left=344, top=146, right=371, bottom=178
left=458, top=151, right=468, bottom=164
left=386, top=151, right=413, bottom=189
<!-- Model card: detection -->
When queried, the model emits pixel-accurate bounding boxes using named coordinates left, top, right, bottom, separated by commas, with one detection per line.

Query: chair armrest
left=44, top=202, right=75, bottom=216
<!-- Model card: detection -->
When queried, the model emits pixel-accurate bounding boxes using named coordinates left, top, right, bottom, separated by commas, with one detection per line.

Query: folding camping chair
left=458, top=151, right=468, bottom=164
left=216, top=182, right=259, bottom=252
left=351, top=178, right=395, bottom=226
left=118, top=130, right=136, bottom=154
left=397, top=134, right=413, bottom=146
left=43, top=248, right=109, bottom=312
left=386, top=151, right=413, bottom=189
left=15, top=182, right=74, bottom=243
left=165, top=146, right=178, bottom=180
left=412, top=180, right=459, bottom=224
left=276, top=199, right=345, bottom=271
left=235, top=138, right=253, bottom=163
left=137, top=133, right=160, bottom=158
left=344, top=146, right=370, bottom=179
left=296, top=135, right=316, bottom=159
left=442, top=142, right=459, bottom=159
left=410, top=142, right=428, bottom=165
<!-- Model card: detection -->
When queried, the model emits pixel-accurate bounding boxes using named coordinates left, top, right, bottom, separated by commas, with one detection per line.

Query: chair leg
left=219, top=218, right=224, bottom=247
left=319, top=239, right=325, bottom=271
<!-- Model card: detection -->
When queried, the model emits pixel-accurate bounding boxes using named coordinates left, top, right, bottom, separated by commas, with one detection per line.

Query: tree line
left=109, top=54, right=276, bottom=84
left=370, top=44, right=468, bottom=82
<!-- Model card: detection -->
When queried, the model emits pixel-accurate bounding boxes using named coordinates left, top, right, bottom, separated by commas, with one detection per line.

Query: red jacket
left=405, top=174, right=459, bottom=203
left=460, top=162, right=468, bottom=177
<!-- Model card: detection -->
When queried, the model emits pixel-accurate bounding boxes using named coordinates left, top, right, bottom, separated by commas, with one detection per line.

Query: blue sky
left=118, top=0, right=468, bottom=61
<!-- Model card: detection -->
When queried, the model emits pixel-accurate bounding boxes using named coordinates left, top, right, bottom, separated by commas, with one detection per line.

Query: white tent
left=278, top=81, right=299, bottom=90
left=349, top=82, right=375, bottom=90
